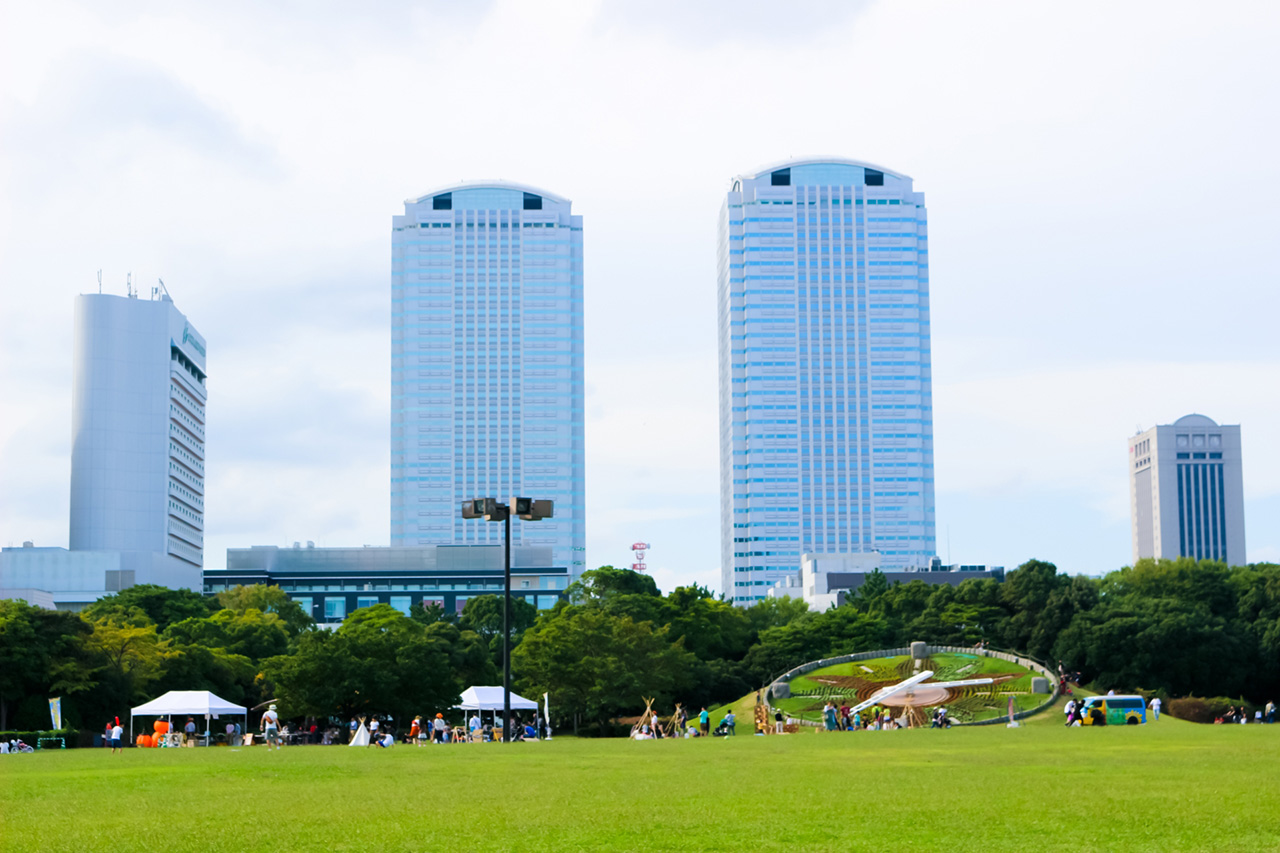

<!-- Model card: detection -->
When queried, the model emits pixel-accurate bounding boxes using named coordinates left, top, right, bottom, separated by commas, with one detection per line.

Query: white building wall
left=1129, top=414, right=1246, bottom=565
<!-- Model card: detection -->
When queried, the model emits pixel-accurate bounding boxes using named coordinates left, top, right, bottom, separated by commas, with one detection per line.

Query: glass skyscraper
left=390, top=182, right=585, bottom=577
left=718, top=158, right=936, bottom=603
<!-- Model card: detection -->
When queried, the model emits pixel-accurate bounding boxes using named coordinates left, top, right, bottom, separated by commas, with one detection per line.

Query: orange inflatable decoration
left=137, top=734, right=150, bottom=747
left=154, top=720, right=169, bottom=734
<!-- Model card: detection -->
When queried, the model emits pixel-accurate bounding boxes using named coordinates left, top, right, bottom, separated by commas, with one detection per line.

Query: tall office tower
left=718, top=158, right=936, bottom=604
left=1129, top=414, right=1246, bottom=565
left=69, top=291, right=207, bottom=582
left=391, top=182, right=585, bottom=578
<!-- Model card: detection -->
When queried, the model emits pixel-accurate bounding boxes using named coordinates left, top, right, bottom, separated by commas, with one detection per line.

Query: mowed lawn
left=2, top=723, right=1278, bottom=852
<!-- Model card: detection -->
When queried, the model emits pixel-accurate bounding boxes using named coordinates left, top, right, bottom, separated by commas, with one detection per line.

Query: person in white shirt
left=1148, top=697, right=1161, bottom=721
left=367, top=718, right=380, bottom=747
left=260, top=705, right=282, bottom=751
left=110, top=722, right=124, bottom=754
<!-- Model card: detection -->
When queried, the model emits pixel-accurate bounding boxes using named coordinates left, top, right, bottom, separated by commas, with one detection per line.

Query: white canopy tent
left=455, top=687, right=540, bottom=740
left=130, top=690, right=248, bottom=746
left=456, top=686, right=539, bottom=711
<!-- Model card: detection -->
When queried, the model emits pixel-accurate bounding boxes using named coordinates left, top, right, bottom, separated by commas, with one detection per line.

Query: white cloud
left=2, top=1, right=1278, bottom=585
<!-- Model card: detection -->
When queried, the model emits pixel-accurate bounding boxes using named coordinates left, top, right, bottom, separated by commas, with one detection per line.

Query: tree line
left=2, top=557, right=1278, bottom=737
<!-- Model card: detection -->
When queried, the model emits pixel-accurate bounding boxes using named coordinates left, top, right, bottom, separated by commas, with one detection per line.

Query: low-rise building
left=768, top=551, right=1004, bottom=611
left=204, top=543, right=570, bottom=626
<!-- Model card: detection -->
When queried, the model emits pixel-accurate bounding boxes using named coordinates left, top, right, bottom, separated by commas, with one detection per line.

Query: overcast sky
left=2, top=1, right=1277, bottom=592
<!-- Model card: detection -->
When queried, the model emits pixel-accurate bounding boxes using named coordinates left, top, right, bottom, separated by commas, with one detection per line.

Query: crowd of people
left=350, top=711, right=549, bottom=747
left=817, top=700, right=917, bottom=731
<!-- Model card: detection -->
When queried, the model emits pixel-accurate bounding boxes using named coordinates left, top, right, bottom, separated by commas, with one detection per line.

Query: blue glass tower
left=391, top=182, right=585, bottom=578
left=718, top=158, right=936, bottom=603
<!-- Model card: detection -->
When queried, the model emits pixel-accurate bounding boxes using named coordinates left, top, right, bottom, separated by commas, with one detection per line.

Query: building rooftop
left=734, top=156, right=911, bottom=185
left=405, top=180, right=570, bottom=206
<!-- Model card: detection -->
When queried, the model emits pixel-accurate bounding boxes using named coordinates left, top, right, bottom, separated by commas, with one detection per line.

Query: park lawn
left=3, top=724, right=1279, bottom=852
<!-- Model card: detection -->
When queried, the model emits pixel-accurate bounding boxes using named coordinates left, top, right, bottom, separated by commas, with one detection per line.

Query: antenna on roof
left=97, top=270, right=102, bottom=294
left=152, top=277, right=169, bottom=301
left=126, top=272, right=134, bottom=298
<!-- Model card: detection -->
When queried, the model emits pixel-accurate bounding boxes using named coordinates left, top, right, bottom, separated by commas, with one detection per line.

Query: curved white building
left=390, top=182, right=585, bottom=578
left=1129, top=414, right=1246, bottom=565
left=718, top=158, right=936, bottom=603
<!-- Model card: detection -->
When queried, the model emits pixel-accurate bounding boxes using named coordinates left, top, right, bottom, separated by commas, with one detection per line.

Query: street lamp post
left=462, top=496, right=553, bottom=742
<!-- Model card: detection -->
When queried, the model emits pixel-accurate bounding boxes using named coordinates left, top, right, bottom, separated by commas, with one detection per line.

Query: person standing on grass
left=184, top=716, right=196, bottom=745
left=368, top=717, right=380, bottom=746
left=699, top=707, right=710, bottom=736
left=1148, top=697, right=1161, bottom=721
left=433, top=713, right=447, bottom=744
left=725, top=711, right=736, bottom=736
left=261, top=704, right=282, bottom=751
left=110, top=720, right=123, bottom=754
left=1267, top=701, right=1275, bottom=724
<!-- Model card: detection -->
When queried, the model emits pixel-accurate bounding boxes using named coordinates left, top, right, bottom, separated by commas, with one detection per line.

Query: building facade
left=718, top=158, right=936, bottom=603
left=768, top=552, right=1002, bottom=611
left=71, top=292, right=207, bottom=575
left=1129, top=414, right=1246, bottom=565
left=205, top=544, right=569, bottom=626
left=391, top=182, right=585, bottom=579
left=3, top=290, right=206, bottom=609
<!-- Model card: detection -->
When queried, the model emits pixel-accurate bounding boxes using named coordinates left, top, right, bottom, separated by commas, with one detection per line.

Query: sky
left=2, top=1, right=1278, bottom=594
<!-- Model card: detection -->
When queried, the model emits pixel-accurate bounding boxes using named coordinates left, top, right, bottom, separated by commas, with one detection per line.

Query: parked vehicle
left=1079, top=695, right=1147, bottom=726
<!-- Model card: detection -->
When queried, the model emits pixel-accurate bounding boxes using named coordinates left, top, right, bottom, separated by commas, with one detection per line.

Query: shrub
left=0, top=729, right=81, bottom=748
left=1167, top=697, right=1255, bottom=724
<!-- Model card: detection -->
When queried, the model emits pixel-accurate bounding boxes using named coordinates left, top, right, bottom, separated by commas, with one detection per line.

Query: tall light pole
left=462, top=496, right=552, bottom=742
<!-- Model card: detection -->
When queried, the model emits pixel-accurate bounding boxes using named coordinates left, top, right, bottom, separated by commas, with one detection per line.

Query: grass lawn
left=3, top=722, right=1278, bottom=852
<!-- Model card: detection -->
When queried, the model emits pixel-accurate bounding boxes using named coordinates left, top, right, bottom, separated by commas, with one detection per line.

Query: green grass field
left=2, top=720, right=1277, bottom=852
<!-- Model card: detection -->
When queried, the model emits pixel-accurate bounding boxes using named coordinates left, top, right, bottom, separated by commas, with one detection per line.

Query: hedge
left=1166, top=697, right=1257, bottom=724
left=0, top=729, right=82, bottom=748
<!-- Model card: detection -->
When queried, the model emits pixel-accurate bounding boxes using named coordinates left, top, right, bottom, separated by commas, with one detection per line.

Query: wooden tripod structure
left=630, top=697, right=661, bottom=738
left=663, top=703, right=685, bottom=737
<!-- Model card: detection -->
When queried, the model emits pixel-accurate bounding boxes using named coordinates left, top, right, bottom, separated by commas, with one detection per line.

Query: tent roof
left=132, top=690, right=247, bottom=717
left=455, top=686, right=539, bottom=711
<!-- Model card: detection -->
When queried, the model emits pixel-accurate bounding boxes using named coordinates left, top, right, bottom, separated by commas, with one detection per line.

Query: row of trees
left=3, top=557, right=1278, bottom=735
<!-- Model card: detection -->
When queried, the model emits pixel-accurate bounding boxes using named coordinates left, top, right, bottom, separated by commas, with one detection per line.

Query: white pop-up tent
left=130, top=690, right=248, bottom=745
left=455, top=687, right=540, bottom=739
left=456, top=686, right=539, bottom=711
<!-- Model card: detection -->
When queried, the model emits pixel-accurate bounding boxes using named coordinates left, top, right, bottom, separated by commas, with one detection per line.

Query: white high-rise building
left=2, top=289, right=206, bottom=608
left=1129, top=414, right=1246, bottom=565
left=70, top=291, right=207, bottom=570
left=718, top=158, right=936, bottom=603
left=390, top=182, right=585, bottom=578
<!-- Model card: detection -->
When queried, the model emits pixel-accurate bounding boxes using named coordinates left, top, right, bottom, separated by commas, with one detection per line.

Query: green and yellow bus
left=1079, top=695, right=1147, bottom=726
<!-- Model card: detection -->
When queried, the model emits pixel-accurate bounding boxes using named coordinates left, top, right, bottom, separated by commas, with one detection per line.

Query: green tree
left=569, top=566, right=660, bottom=603
left=0, top=601, right=96, bottom=729
left=743, top=595, right=811, bottom=635
left=216, top=585, right=313, bottom=637
left=264, top=604, right=461, bottom=724
left=164, top=608, right=290, bottom=660
left=513, top=606, right=694, bottom=732
left=83, top=584, right=216, bottom=632
left=83, top=616, right=175, bottom=711
left=459, top=594, right=538, bottom=642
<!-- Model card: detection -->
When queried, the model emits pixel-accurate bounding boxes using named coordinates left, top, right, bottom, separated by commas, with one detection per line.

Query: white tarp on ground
left=132, top=690, right=247, bottom=717
left=455, top=686, right=539, bottom=711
